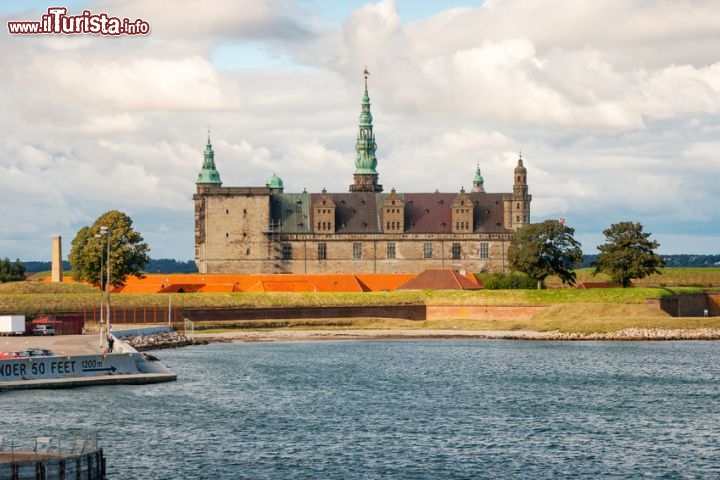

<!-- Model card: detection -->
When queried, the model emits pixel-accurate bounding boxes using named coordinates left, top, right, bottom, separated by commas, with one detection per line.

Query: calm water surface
left=2, top=340, right=720, bottom=479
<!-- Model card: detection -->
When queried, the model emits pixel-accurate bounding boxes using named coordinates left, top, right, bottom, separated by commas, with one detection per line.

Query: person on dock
left=107, top=334, right=115, bottom=353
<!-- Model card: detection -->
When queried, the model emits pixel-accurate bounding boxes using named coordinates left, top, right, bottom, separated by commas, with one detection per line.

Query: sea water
left=2, top=340, right=720, bottom=479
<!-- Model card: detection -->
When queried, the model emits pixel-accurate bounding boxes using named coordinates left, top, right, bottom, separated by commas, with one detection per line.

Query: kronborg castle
left=194, top=73, right=531, bottom=274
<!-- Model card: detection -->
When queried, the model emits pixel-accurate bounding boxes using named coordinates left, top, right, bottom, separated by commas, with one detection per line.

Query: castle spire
left=196, top=132, right=222, bottom=185
left=472, top=163, right=485, bottom=192
left=350, top=67, right=383, bottom=192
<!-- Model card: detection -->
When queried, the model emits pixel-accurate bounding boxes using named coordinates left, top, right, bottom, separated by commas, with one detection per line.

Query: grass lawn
left=2, top=268, right=719, bottom=334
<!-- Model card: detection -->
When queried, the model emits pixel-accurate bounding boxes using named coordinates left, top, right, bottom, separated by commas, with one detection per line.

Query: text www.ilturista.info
left=7, top=7, right=150, bottom=35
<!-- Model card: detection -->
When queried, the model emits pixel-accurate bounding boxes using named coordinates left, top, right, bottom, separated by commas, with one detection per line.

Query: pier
left=0, top=435, right=105, bottom=480
left=0, top=328, right=176, bottom=392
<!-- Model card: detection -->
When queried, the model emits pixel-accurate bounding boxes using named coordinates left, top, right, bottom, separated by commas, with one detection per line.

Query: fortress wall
left=426, top=305, right=547, bottom=320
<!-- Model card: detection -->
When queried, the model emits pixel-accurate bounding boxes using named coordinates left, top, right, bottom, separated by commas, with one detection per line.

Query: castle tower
left=472, top=164, right=485, bottom=193
left=196, top=133, right=222, bottom=186
left=503, top=153, right=532, bottom=230
left=349, top=68, right=383, bottom=193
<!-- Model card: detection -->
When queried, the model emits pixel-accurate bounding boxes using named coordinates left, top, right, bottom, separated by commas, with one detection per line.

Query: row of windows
left=317, top=222, right=334, bottom=231
left=279, top=242, right=491, bottom=261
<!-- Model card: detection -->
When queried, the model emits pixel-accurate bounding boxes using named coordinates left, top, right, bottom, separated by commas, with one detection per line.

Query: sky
left=1, top=0, right=719, bottom=262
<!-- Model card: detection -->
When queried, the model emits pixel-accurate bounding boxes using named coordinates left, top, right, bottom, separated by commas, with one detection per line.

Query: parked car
left=32, top=325, right=55, bottom=336
left=0, top=351, right=30, bottom=359
left=23, top=348, right=54, bottom=357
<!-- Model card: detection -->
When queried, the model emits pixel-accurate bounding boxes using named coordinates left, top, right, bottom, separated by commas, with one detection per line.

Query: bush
left=478, top=272, right=537, bottom=290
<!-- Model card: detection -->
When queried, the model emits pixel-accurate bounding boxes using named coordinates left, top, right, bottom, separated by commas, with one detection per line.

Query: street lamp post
left=101, top=226, right=111, bottom=339
left=94, top=232, right=104, bottom=347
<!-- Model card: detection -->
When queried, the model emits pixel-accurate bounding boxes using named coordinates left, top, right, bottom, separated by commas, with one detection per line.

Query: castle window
left=243, top=209, right=247, bottom=214
left=451, top=243, right=461, bottom=259
left=317, top=222, right=321, bottom=230
left=353, top=242, right=362, bottom=260
left=516, top=216, right=520, bottom=222
left=386, top=222, right=390, bottom=230
left=281, top=243, right=292, bottom=260
left=225, top=233, right=229, bottom=238
left=226, top=209, right=229, bottom=214
left=479, top=242, right=489, bottom=259
left=517, top=203, right=520, bottom=209
left=387, top=242, right=396, bottom=259
left=318, top=242, right=327, bottom=260
left=423, top=242, right=433, bottom=259
left=246, top=248, right=251, bottom=256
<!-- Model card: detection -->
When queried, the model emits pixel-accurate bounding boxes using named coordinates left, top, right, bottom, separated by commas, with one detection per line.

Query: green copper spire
left=196, top=132, right=222, bottom=185
left=354, top=68, right=378, bottom=175
left=349, top=68, right=383, bottom=192
left=472, top=163, right=485, bottom=192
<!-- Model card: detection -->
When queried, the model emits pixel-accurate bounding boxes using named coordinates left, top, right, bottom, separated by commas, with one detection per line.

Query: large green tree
left=508, top=220, right=584, bottom=289
left=594, top=221, right=665, bottom=287
left=68, top=210, right=150, bottom=287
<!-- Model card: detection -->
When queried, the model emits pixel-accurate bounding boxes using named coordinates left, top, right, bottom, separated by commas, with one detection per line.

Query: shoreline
left=188, top=327, right=720, bottom=344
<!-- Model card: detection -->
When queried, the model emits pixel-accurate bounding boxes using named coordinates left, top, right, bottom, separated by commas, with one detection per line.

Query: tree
left=594, top=221, right=665, bottom=287
left=0, top=257, right=26, bottom=282
left=508, top=220, right=584, bottom=289
left=68, top=210, right=150, bottom=287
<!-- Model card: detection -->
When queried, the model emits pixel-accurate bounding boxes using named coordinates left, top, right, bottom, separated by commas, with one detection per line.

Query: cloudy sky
left=2, top=0, right=719, bottom=261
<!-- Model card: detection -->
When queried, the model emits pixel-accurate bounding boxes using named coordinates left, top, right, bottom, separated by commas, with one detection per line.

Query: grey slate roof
left=271, top=191, right=508, bottom=234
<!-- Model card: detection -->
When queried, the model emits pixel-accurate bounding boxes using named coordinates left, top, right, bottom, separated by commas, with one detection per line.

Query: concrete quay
left=0, top=331, right=176, bottom=392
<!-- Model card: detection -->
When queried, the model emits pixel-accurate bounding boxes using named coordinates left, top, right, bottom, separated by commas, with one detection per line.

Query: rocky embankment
left=495, top=328, right=720, bottom=341
left=123, top=331, right=208, bottom=351
left=121, top=327, right=720, bottom=349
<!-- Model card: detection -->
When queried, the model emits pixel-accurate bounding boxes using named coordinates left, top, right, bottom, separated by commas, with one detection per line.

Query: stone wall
left=182, top=305, right=427, bottom=322
left=648, top=294, right=715, bottom=317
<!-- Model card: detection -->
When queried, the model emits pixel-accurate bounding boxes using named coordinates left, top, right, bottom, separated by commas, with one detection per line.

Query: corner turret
left=196, top=133, right=222, bottom=186
left=472, top=164, right=485, bottom=193
left=266, top=172, right=284, bottom=193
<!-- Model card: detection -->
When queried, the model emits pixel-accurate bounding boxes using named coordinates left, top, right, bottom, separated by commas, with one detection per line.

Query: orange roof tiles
left=63, top=271, right=477, bottom=294
left=396, top=269, right=482, bottom=291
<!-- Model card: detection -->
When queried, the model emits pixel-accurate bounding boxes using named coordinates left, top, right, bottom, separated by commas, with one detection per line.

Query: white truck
left=0, top=315, right=26, bottom=335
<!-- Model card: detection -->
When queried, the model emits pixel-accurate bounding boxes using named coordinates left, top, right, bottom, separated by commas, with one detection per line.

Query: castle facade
left=194, top=73, right=531, bottom=274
